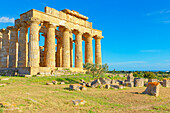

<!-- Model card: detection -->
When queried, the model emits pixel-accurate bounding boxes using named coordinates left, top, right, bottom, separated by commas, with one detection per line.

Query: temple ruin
left=0, top=7, right=103, bottom=75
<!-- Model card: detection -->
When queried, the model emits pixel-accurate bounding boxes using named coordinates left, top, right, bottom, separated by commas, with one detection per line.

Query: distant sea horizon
left=109, top=70, right=169, bottom=72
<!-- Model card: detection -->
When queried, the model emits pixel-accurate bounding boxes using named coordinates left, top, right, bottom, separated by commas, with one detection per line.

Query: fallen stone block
left=143, top=82, right=160, bottom=97
left=52, top=80, right=57, bottom=85
left=148, top=79, right=158, bottom=83
left=0, top=78, right=9, bottom=81
left=123, top=82, right=134, bottom=87
left=111, top=85, right=124, bottom=89
left=80, top=86, right=87, bottom=91
left=72, top=100, right=86, bottom=106
left=91, top=79, right=101, bottom=88
left=24, top=75, right=32, bottom=77
left=163, top=78, right=170, bottom=87
left=69, top=84, right=81, bottom=91
left=60, top=82, right=65, bottom=85
left=0, top=83, right=7, bottom=87
left=86, top=82, right=91, bottom=87
left=134, top=78, right=144, bottom=87
left=46, top=83, right=53, bottom=85
left=105, top=84, right=110, bottom=89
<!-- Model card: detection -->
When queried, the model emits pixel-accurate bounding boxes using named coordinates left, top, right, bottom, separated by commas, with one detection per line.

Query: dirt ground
left=0, top=77, right=169, bottom=113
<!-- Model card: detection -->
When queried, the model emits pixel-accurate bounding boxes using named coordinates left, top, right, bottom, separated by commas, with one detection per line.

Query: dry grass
left=0, top=76, right=170, bottom=113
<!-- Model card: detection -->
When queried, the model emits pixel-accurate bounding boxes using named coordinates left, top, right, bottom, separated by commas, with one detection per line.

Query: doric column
left=39, top=46, right=44, bottom=67
left=85, top=34, right=93, bottom=64
left=70, top=32, right=73, bottom=67
left=44, top=24, right=56, bottom=67
left=0, top=31, right=2, bottom=67
left=28, top=18, right=41, bottom=67
left=42, top=34, right=47, bottom=66
left=18, top=22, right=28, bottom=67
left=1, top=29, right=10, bottom=68
left=59, top=26, right=70, bottom=68
left=74, top=31, right=83, bottom=68
left=94, top=36, right=103, bottom=65
left=56, top=37, right=62, bottom=67
left=8, top=26, right=18, bottom=68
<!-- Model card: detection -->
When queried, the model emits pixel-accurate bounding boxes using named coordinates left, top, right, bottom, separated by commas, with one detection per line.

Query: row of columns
left=0, top=19, right=102, bottom=69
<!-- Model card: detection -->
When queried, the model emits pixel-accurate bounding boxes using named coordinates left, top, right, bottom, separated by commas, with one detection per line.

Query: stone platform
left=0, top=67, right=86, bottom=76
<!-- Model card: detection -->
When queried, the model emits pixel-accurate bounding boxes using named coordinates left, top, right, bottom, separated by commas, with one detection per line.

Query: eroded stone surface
left=143, top=82, right=160, bottom=97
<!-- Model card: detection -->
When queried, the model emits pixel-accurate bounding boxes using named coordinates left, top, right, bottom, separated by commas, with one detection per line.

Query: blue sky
left=0, top=0, right=170, bottom=71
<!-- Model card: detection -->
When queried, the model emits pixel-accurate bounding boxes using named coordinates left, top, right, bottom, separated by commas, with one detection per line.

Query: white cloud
left=140, top=50, right=161, bottom=53
left=146, top=9, right=170, bottom=16
left=0, top=17, right=15, bottom=23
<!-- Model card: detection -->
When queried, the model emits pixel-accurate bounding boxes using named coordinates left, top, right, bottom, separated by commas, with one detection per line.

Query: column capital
left=0, top=28, right=6, bottom=33
left=83, top=33, right=93, bottom=38
left=73, top=30, right=83, bottom=35
left=44, top=23, right=56, bottom=29
left=59, top=26, right=70, bottom=32
left=94, top=36, right=104, bottom=40
left=7, top=26, right=18, bottom=31
left=27, top=17, right=41, bottom=25
left=19, top=21, right=28, bottom=28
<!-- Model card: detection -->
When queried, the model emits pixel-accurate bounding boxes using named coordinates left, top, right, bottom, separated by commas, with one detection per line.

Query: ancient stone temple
left=0, top=7, right=103, bottom=75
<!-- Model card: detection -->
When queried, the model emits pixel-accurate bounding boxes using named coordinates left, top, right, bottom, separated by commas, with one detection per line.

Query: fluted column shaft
left=0, top=32, right=2, bottom=67
left=60, top=27, right=70, bottom=67
left=18, top=22, right=28, bottom=67
left=28, top=20, right=40, bottom=67
left=56, top=37, right=62, bottom=67
left=44, top=24, right=56, bottom=67
left=1, top=29, right=10, bottom=68
left=9, top=27, right=18, bottom=68
left=70, top=33, right=73, bottom=67
left=95, top=37, right=102, bottom=65
left=43, top=34, right=47, bottom=66
left=75, top=31, right=83, bottom=68
left=40, top=46, right=44, bottom=67
left=85, top=35, right=93, bottom=64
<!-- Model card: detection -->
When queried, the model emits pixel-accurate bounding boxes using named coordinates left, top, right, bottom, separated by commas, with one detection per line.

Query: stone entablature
left=20, top=7, right=102, bottom=37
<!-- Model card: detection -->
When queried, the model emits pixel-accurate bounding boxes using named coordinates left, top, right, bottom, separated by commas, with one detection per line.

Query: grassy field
left=0, top=75, right=170, bottom=113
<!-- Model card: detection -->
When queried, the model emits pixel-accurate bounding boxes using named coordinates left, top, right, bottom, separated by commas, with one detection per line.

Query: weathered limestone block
left=111, top=80, right=119, bottom=85
left=134, top=78, right=144, bottom=87
left=69, top=84, right=81, bottom=91
left=163, top=78, right=170, bottom=87
left=91, top=79, right=101, bottom=88
left=105, top=84, right=110, bottom=89
left=126, top=73, right=134, bottom=82
left=148, top=79, right=158, bottom=83
left=123, top=82, right=134, bottom=87
left=72, top=100, right=86, bottom=106
left=143, top=82, right=160, bottom=97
